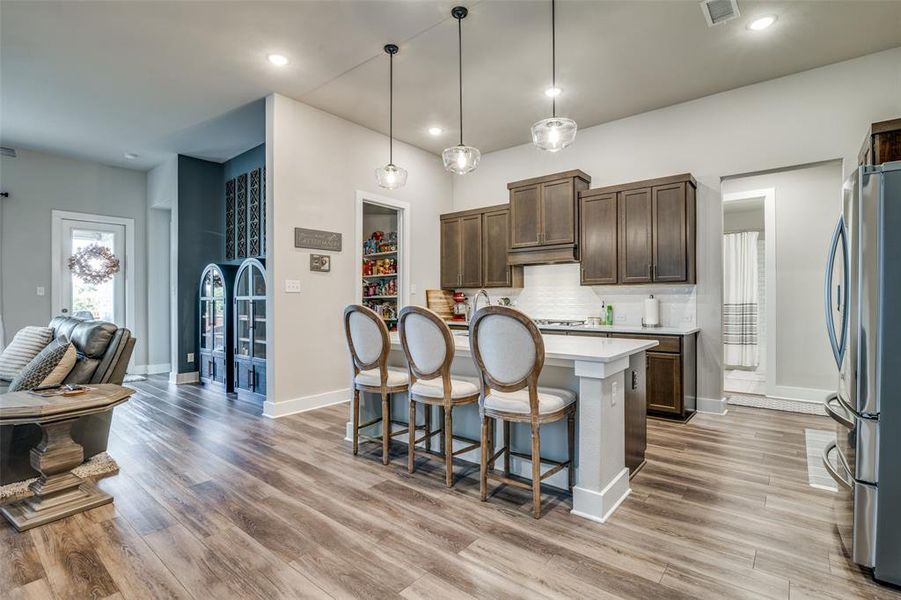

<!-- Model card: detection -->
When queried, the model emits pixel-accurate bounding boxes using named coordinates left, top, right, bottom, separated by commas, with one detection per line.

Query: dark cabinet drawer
left=611, top=333, right=681, bottom=353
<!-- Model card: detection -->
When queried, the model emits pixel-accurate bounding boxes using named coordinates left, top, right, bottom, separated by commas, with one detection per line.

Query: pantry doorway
left=354, top=191, right=410, bottom=332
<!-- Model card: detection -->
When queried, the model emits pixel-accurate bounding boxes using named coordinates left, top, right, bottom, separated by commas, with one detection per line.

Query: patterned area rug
left=0, top=452, right=119, bottom=503
left=123, top=374, right=147, bottom=383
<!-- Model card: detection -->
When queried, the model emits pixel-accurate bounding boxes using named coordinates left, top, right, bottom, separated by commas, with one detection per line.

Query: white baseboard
left=769, top=385, right=831, bottom=404
left=697, top=396, right=728, bottom=415
left=727, top=393, right=826, bottom=415
left=130, top=363, right=170, bottom=375
left=571, top=468, right=631, bottom=523
left=263, top=388, right=350, bottom=419
left=169, top=371, right=199, bottom=385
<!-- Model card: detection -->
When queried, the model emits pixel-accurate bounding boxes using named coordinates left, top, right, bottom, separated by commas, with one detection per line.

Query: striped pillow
left=0, top=326, right=53, bottom=381
left=8, top=338, right=75, bottom=392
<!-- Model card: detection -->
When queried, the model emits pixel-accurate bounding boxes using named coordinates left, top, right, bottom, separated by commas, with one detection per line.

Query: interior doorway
left=355, top=191, right=410, bottom=332
left=720, top=160, right=843, bottom=412
left=51, top=210, right=134, bottom=328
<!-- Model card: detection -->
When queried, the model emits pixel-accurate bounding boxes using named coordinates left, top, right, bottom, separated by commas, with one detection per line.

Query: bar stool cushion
left=354, top=367, right=409, bottom=388
left=484, top=386, right=575, bottom=415
left=411, top=376, right=479, bottom=399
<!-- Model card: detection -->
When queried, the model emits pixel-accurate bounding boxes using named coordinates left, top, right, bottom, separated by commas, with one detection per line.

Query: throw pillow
left=39, top=342, right=77, bottom=387
left=0, top=326, right=53, bottom=381
left=8, top=338, right=75, bottom=392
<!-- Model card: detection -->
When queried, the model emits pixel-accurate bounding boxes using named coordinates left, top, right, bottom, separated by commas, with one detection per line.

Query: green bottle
left=606, top=303, right=613, bottom=326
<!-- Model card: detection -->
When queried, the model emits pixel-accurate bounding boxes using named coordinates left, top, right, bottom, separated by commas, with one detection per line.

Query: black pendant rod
left=457, top=12, right=463, bottom=145
left=551, top=0, right=556, bottom=118
left=390, top=49, right=394, bottom=163
left=452, top=6, right=468, bottom=147
left=384, top=44, right=399, bottom=165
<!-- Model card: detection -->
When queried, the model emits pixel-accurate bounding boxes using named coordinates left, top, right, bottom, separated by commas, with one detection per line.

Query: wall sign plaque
left=310, top=254, right=331, bottom=272
left=294, top=228, right=342, bottom=252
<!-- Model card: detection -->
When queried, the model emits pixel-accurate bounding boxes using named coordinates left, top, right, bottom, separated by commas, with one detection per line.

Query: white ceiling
left=2, top=1, right=900, bottom=171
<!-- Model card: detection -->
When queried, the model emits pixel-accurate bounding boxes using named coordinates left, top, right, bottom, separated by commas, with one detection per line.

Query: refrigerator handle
left=824, top=216, right=850, bottom=370
left=822, top=441, right=853, bottom=491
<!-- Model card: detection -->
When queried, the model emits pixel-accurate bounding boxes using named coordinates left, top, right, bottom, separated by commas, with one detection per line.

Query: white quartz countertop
left=389, top=331, right=657, bottom=364
left=445, top=320, right=700, bottom=336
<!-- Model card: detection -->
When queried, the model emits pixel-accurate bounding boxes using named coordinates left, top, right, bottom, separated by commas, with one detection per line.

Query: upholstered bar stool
left=343, top=305, right=410, bottom=465
left=398, top=306, right=481, bottom=487
left=469, top=306, right=577, bottom=519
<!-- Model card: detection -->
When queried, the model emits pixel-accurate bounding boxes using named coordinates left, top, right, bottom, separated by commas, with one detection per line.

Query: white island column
left=570, top=356, right=631, bottom=523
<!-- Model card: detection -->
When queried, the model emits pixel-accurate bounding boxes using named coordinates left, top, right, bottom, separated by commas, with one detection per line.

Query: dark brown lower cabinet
left=624, top=351, right=647, bottom=475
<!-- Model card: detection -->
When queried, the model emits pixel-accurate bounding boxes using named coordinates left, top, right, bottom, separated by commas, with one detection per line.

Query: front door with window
left=53, top=215, right=127, bottom=325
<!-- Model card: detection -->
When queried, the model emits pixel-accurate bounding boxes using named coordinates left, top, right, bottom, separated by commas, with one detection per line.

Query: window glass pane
left=71, top=229, right=116, bottom=322
left=253, top=266, right=266, bottom=296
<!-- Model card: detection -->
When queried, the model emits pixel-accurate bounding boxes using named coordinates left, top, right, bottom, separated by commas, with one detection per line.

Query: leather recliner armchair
left=0, top=315, right=136, bottom=484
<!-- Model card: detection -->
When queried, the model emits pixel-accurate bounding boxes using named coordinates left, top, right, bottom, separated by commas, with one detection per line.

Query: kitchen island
left=360, top=331, right=657, bottom=523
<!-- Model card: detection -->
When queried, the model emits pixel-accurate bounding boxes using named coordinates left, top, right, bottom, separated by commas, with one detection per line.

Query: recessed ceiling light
left=428, top=127, right=443, bottom=136
left=748, top=15, right=776, bottom=30
left=545, top=87, right=562, bottom=98
left=124, top=152, right=139, bottom=160
left=267, top=54, right=289, bottom=66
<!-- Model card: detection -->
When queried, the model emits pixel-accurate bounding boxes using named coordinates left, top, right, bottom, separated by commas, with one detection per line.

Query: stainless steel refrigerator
left=823, top=161, right=901, bottom=586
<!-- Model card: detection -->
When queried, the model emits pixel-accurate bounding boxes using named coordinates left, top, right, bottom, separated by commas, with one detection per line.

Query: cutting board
left=426, top=289, right=455, bottom=320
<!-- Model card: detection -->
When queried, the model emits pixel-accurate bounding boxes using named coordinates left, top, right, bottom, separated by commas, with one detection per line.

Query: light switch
left=36, top=286, right=45, bottom=297
left=187, top=352, right=194, bottom=363
left=285, top=279, right=301, bottom=293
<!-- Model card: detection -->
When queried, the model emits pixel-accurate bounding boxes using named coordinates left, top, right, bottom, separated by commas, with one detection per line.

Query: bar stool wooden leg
left=531, top=420, right=542, bottom=519
left=352, top=389, right=360, bottom=455
left=487, top=418, right=496, bottom=471
left=408, top=398, right=416, bottom=473
left=424, top=406, right=432, bottom=453
left=438, top=407, right=445, bottom=456
left=444, top=405, right=454, bottom=487
left=381, top=392, right=390, bottom=465
left=567, top=412, right=576, bottom=489
left=480, top=414, right=490, bottom=501
left=503, top=420, right=511, bottom=477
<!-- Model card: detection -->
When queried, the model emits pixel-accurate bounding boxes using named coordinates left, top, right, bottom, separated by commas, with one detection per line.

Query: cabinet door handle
left=648, top=264, right=652, bottom=279
left=652, top=264, right=657, bottom=280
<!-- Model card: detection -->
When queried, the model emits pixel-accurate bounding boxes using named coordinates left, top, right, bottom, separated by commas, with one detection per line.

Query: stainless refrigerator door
left=823, top=441, right=877, bottom=568
left=840, top=170, right=860, bottom=412
left=856, top=168, right=881, bottom=417
left=824, top=393, right=879, bottom=484
left=824, top=216, right=850, bottom=370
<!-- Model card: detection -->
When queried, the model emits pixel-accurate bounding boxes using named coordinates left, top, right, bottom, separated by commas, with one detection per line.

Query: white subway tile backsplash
left=465, top=263, right=697, bottom=328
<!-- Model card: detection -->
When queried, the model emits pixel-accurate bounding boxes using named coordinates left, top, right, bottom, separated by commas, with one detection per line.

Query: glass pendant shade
left=531, top=117, right=577, bottom=152
left=376, top=163, right=407, bottom=189
left=442, top=145, right=481, bottom=175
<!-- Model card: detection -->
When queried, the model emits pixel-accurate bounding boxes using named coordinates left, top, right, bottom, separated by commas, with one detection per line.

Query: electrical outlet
left=285, top=279, right=301, bottom=293
left=36, top=286, right=45, bottom=297
left=410, top=283, right=418, bottom=295
left=187, top=352, right=194, bottom=363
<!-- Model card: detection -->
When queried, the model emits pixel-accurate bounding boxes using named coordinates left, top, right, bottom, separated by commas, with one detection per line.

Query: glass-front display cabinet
left=198, top=263, right=237, bottom=391
left=234, top=258, right=267, bottom=401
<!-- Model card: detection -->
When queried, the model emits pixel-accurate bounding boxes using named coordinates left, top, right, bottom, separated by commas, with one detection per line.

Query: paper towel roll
left=643, top=295, right=660, bottom=326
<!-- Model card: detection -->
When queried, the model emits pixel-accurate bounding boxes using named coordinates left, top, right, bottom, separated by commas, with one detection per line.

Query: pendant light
left=442, top=6, right=481, bottom=175
left=375, top=43, right=407, bottom=190
left=531, top=0, right=577, bottom=152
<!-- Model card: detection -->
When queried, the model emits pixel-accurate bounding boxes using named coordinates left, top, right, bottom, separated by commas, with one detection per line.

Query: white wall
left=265, top=93, right=453, bottom=416
left=723, top=160, right=842, bottom=398
left=451, top=47, right=901, bottom=408
left=146, top=157, right=177, bottom=374
left=0, top=148, right=149, bottom=366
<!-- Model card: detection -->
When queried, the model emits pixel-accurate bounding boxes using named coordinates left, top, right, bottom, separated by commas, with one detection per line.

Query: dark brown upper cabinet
left=440, top=204, right=523, bottom=290
left=507, top=170, right=591, bottom=266
left=858, top=117, right=901, bottom=167
left=619, top=187, right=653, bottom=284
left=579, top=191, right=618, bottom=285
left=579, top=173, right=696, bottom=285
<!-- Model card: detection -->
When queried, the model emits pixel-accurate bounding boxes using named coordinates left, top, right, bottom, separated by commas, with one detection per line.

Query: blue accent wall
left=175, top=144, right=266, bottom=374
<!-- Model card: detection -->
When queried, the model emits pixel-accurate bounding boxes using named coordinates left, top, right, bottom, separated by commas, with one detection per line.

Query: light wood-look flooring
left=3, top=376, right=899, bottom=599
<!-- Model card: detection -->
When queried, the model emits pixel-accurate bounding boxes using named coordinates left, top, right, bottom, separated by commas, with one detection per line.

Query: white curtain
left=723, top=231, right=759, bottom=368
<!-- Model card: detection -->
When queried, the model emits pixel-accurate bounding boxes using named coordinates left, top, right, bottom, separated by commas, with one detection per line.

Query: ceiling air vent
left=700, top=0, right=740, bottom=26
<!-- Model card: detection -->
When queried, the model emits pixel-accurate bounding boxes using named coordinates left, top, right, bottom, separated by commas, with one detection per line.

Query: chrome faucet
left=472, top=289, right=491, bottom=317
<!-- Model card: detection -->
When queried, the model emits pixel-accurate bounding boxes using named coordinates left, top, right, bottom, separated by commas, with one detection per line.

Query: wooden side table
left=0, top=384, right=134, bottom=531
